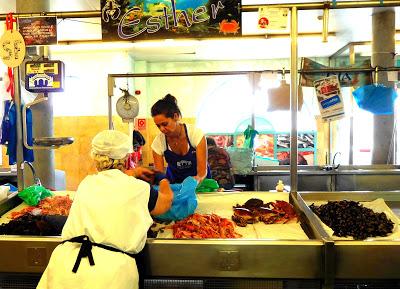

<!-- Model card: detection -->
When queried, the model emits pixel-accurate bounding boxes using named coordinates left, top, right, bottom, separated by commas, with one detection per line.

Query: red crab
left=268, top=200, right=298, bottom=224
left=219, top=20, right=240, bottom=35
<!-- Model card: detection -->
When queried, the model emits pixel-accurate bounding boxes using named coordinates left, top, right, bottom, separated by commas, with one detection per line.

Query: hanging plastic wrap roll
left=0, top=100, right=34, bottom=164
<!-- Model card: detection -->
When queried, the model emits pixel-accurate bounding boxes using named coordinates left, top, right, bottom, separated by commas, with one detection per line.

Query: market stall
left=1, top=1, right=400, bottom=289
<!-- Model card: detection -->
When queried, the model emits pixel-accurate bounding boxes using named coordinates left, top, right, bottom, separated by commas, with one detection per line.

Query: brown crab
left=231, top=199, right=298, bottom=227
left=232, top=198, right=268, bottom=227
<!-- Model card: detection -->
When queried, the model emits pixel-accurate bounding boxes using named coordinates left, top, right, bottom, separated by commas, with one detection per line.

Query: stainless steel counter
left=297, top=191, right=400, bottom=281
left=252, top=165, right=400, bottom=191
left=0, top=168, right=17, bottom=188
left=1, top=191, right=400, bottom=289
left=0, top=192, right=325, bottom=281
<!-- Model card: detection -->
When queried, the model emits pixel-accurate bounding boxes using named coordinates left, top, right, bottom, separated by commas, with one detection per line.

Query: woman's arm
left=150, top=179, right=173, bottom=216
left=125, top=167, right=154, bottom=182
left=152, top=150, right=165, bottom=173
left=194, top=136, right=208, bottom=183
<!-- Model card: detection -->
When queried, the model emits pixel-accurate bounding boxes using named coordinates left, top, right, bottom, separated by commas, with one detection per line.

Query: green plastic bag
left=18, top=185, right=53, bottom=206
left=226, top=147, right=254, bottom=174
left=196, top=178, right=219, bottom=193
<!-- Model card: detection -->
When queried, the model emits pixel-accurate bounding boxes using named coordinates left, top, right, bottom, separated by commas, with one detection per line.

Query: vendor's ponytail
left=151, top=93, right=182, bottom=118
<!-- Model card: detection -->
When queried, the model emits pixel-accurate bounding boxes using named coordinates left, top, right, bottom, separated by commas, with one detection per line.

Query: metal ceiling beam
left=329, top=38, right=400, bottom=60
left=242, top=0, right=400, bottom=11
left=0, top=10, right=100, bottom=20
left=0, top=1, right=397, bottom=20
left=108, top=66, right=400, bottom=78
left=56, top=32, right=336, bottom=46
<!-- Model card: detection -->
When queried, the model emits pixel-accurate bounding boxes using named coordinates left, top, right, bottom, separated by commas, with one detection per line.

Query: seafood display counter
left=145, top=192, right=325, bottom=280
left=0, top=192, right=73, bottom=274
left=4, top=191, right=400, bottom=288
left=296, top=191, right=400, bottom=285
left=0, top=191, right=327, bottom=288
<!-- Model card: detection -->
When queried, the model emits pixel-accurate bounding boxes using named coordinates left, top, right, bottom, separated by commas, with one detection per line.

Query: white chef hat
left=91, top=130, right=132, bottom=160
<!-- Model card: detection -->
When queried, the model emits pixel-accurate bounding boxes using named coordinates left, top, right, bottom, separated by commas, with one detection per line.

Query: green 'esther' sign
left=101, top=0, right=241, bottom=41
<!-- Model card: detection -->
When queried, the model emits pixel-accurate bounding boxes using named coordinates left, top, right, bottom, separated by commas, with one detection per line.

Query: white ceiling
left=1, top=1, right=399, bottom=61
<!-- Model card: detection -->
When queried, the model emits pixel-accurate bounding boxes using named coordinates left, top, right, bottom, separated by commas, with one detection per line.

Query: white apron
left=37, top=169, right=153, bottom=289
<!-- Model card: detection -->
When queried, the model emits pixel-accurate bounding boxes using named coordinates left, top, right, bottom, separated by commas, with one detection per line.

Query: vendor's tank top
left=164, top=124, right=211, bottom=184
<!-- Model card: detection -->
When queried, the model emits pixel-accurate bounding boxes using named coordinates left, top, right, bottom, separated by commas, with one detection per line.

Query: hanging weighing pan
left=33, top=137, right=74, bottom=148
left=116, top=89, right=139, bottom=123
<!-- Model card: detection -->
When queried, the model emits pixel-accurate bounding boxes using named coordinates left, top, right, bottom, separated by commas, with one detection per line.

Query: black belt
left=62, top=235, right=136, bottom=273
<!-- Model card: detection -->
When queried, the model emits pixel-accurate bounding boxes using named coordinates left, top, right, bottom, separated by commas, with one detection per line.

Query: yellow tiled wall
left=1, top=116, right=324, bottom=191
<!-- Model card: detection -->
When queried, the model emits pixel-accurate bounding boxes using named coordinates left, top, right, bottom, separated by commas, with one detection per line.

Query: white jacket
left=37, top=169, right=153, bottom=289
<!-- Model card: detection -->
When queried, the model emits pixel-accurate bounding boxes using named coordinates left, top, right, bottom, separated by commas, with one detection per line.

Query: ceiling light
left=132, top=39, right=199, bottom=48
left=51, top=41, right=136, bottom=52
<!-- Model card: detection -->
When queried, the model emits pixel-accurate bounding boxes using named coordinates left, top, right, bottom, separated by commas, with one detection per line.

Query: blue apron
left=164, top=124, right=211, bottom=184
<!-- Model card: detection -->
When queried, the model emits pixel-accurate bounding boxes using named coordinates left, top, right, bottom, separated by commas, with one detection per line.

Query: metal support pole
left=290, top=7, right=298, bottom=193
left=108, top=76, right=115, bottom=130
left=349, top=44, right=355, bottom=165
left=14, top=67, right=24, bottom=191
left=250, top=73, right=257, bottom=170
left=322, top=5, right=329, bottom=42
left=323, top=240, right=335, bottom=289
left=372, top=8, right=395, bottom=164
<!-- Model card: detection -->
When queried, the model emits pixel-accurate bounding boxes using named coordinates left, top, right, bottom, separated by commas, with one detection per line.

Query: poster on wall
left=301, top=57, right=373, bottom=87
left=313, top=75, right=345, bottom=122
left=101, top=0, right=242, bottom=41
left=18, top=17, right=57, bottom=46
left=257, top=7, right=288, bottom=30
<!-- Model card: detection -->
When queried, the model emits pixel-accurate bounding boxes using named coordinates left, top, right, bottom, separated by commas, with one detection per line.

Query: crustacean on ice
left=232, top=199, right=298, bottom=227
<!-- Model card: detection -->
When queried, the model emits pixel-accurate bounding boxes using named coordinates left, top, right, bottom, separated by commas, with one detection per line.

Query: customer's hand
left=132, top=167, right=155, bottom=182
left=193, top=175, right=203, bottom=184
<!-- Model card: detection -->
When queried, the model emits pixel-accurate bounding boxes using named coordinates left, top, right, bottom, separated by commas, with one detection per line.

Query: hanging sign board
left=18, top=17, right=57, bottom=46
left=101, top=0, right=242, bottom=41
left=25, top=61, right=65, bottom=93
left=0, top=30, right=26, bottom=68
left=301, top=57, right=373, bottom=87
left=258, top=7, right=288, bottom=30
left=314, top=75, right=345, bottom=122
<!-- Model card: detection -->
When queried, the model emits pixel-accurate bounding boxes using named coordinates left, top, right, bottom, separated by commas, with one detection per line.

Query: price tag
left=0, top=30, right=26, bottom=68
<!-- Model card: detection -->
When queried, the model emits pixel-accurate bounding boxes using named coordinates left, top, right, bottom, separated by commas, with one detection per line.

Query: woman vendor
left=151, top=94, right=211, bottom=184
left=37, top=130, right=173, bottom=289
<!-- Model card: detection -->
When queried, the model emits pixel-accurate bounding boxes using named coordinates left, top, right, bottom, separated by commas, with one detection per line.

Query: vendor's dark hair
left=206, top=137, right=216, bottom=147
left=151, top=94, right=182, bottom=118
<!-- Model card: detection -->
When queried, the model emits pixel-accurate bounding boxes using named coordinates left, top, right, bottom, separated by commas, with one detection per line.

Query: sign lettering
left=101, top=0, right=241, bottom=41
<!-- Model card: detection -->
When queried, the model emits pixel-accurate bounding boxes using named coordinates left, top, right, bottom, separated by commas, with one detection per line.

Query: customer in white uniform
left=37, top=130, right=173, bottom=289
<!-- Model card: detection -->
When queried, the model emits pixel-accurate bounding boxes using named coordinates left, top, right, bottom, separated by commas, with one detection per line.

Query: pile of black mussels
left=310, top=200, right=394, bottom=240
left=0, top=214, right=65, bottom=236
